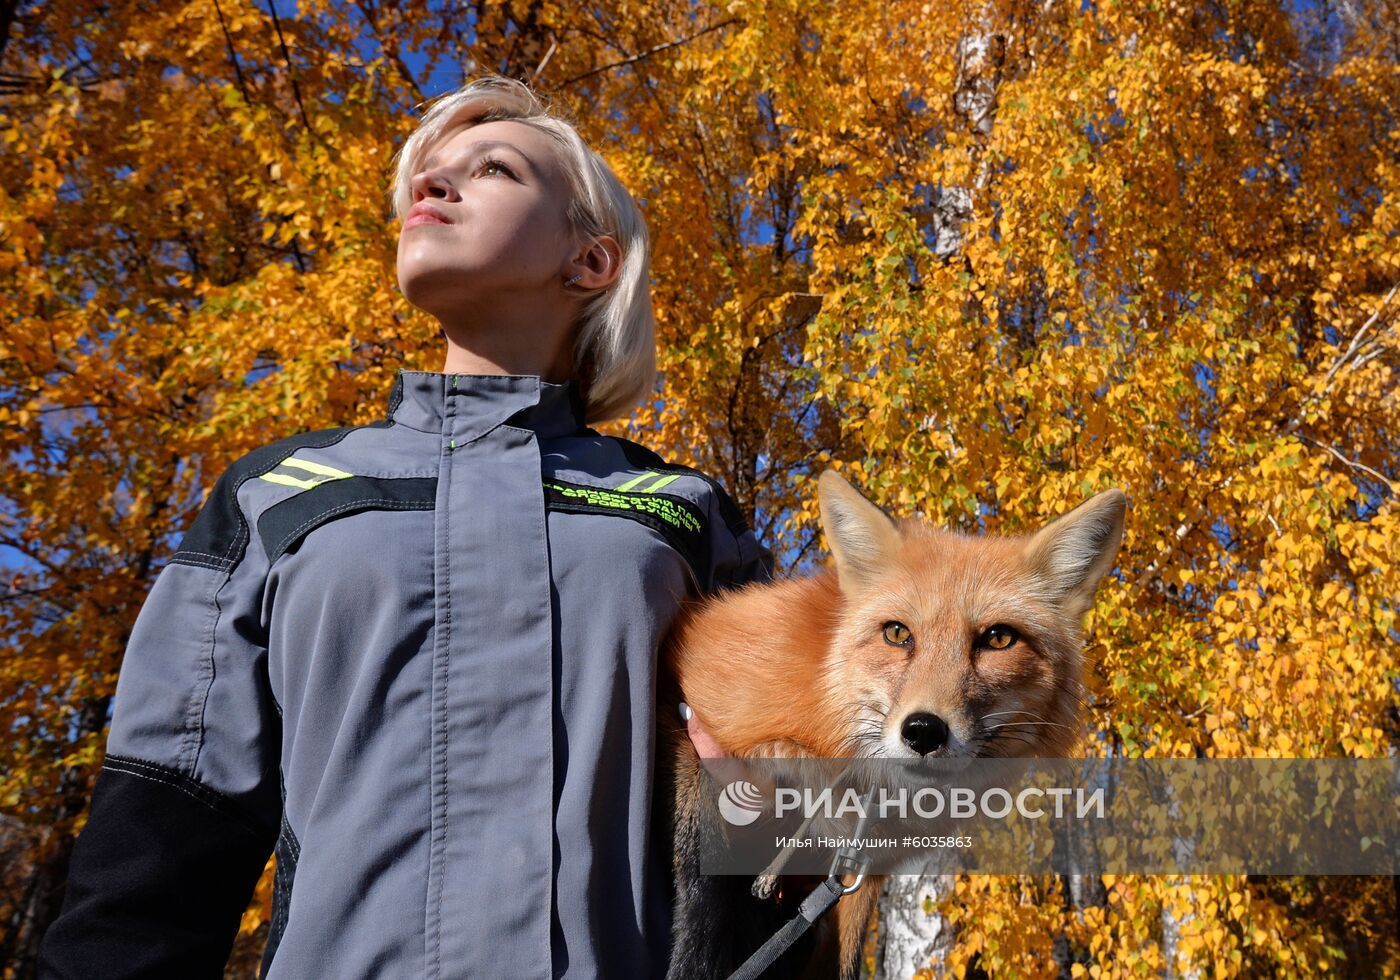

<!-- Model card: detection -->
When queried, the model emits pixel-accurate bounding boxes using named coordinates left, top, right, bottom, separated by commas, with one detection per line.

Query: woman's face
left=397, top=119, right=578, bottom=320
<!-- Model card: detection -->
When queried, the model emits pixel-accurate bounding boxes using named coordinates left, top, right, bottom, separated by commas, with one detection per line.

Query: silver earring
left=564, top=274, right=583, bottom=287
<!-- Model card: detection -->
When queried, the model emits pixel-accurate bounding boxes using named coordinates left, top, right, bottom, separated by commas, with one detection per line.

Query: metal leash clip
left=829, top=849, right=869, bottom=895
left=828, top=787, right=875, bottom=895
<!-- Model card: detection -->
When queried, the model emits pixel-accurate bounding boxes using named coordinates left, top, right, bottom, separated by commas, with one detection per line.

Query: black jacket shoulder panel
left=170, top=421, right=394, bottom=573
left=588, top=432, right=775, bottom=592
left=597, top=433, right=755, bottom=537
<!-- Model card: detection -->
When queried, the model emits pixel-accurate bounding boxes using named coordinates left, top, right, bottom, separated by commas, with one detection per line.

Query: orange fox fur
left=659, top=471, right=1127, bottom=979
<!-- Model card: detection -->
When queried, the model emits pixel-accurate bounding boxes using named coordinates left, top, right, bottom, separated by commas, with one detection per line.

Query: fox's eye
left=979, top=625, right=1019, bottom=650
left=882, top=622, right=913, bottom=648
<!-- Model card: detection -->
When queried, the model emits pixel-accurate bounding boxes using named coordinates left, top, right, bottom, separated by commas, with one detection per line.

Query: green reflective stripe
left=259, top=472, right=323, bottom=490
left=279, top=457, right=354, bottom=479
left=544, top=481, right=701, bottom=533
left=257, top=454, right=356, bottom=490
left=642, top=474, right=681, bottom=493
left=613, top=470, right=658, bottom=493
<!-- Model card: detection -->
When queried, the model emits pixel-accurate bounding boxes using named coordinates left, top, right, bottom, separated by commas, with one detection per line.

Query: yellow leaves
left=0, top=0, right=1394, bottom=970
left=238, top=855, right=277, bottom=937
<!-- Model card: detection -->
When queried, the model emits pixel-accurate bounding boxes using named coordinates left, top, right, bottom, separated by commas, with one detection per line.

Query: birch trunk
left=873, top=12, right=1004, bottom=975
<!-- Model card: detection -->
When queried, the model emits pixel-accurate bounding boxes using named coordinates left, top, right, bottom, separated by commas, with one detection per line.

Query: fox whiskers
left=983, top=712, right=1074, bottom=733
left=973, top=711, right=1075, bottom=756
left=975, top=728, right=1037, bottom=756
left=842, top=699, right=890, bottom=756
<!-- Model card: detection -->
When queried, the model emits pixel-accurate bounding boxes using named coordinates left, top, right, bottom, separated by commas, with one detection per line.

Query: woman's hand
left=679, top=702, right=729, bottom=759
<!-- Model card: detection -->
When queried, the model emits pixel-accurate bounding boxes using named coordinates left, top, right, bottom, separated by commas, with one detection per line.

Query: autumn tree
left=2, top=0, right=1396, bottom=977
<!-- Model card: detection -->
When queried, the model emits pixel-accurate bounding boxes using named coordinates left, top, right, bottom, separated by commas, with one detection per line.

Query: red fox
left=657, top=470, right=1126, bottom=979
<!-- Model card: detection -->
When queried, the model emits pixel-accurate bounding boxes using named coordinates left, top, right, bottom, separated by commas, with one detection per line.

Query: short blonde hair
left=390, top=75, right=656, bottom=424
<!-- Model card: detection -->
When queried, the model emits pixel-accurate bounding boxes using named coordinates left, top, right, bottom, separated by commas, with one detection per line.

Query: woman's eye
left=477, top=157, right=514, bottom=178
left=882, top=622, right=913, bottom=648
left=979, top=625, right=1019, bottom=650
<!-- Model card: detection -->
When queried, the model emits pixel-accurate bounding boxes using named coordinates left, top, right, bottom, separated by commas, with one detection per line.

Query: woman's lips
left=406, top=210, right=448, bottom=226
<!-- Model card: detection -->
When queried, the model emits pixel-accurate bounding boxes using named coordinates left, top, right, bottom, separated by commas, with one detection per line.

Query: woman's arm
left=39, top=462, right=281, bottom=978
left=704, top=482, right=774, bottom=592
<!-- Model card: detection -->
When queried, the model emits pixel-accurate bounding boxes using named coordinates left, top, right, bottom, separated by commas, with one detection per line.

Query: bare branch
left=560, top=19, right=740, bottom=87
left=1318, top=282, right=1398, bottom=396
left=263, top=0, right=318, bottom=142
left=1295, top=432, right=1395, bottom=495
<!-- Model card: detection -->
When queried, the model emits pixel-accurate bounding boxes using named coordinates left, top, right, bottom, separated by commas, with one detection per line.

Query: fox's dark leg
left=665, top=729, right=741, bottom=980
left=663, top=727, right=836, bottom=980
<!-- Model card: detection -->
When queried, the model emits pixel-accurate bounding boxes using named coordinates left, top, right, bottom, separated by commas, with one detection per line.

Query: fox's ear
left=1023, top=489, right=1127, bottom=619
left=817, top=470, right=902, bottom=589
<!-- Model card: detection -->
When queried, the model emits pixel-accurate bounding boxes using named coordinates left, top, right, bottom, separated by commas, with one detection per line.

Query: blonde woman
left=40, top=75, right=771, bottom=979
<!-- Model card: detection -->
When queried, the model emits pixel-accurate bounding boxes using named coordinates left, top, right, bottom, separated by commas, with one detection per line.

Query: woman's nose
left=410, top=168, right=458, bottom=202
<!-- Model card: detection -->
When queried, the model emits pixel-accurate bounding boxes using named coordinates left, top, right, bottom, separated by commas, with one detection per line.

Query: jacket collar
left=385, top=369, right=587, bottom=441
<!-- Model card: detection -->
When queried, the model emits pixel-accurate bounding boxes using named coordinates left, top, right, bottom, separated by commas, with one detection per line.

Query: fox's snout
left=898, top=711, right=950, bottom=754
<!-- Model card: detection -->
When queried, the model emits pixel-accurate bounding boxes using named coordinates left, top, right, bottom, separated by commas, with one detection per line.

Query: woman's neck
left=439, top=339, right=575, bottom=384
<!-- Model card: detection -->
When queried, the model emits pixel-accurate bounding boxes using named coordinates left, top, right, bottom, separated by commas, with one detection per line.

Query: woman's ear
left=567, top=234, right=621, bottom=291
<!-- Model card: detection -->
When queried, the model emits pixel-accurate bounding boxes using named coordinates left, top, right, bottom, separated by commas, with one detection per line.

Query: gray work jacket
left=39, top=369, right=773, bottom=980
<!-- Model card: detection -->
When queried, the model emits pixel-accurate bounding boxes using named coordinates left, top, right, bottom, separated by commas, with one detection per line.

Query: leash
left=725, top=870, right=863, bottom=980
left=726, top=789, right=874, bottom=980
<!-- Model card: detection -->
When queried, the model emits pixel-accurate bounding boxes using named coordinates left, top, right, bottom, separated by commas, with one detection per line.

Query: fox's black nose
left=900, top=713, right=949, bottom=755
